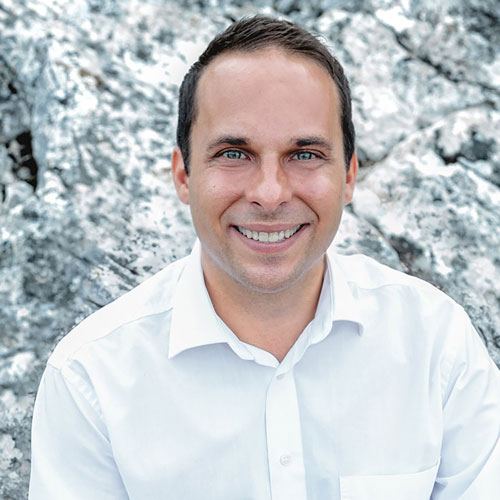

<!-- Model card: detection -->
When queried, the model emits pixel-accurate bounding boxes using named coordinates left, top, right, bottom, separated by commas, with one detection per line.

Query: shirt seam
left=46, top=363, right=106, bottom=422
left=346, top=279, right=441, bottom=295
left=47, top=306, right=174, bottom=370
left=440, top=308, right=469, bottom=408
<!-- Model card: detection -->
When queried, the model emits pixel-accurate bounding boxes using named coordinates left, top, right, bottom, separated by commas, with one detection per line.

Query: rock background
left=0, top=0, right=499, bottom=496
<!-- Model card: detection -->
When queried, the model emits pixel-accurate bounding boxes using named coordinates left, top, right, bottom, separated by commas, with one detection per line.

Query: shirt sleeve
left=433, top=311, right=500, bottom=499
left=29, top=364, right=129, bottom=499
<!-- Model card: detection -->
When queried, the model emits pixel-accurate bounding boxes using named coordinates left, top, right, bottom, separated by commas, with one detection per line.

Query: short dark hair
left=176, top=15, right=355, bottom=174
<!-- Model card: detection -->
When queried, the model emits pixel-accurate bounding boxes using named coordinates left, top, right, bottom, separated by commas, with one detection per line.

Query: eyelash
left=291, top=151, right=320, bottom=161
left=218, top=150, right=249, bottom=160
left=216, top=149, right=323, bottom=161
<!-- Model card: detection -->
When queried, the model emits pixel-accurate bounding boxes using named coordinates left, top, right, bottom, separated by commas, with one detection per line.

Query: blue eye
left=221, top=150, right=247, bottom=160
left=293, top=151, right=316, bottom=161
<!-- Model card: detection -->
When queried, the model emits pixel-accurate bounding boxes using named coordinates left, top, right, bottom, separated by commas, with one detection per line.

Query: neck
left=202, top=256, right=325, bottom=362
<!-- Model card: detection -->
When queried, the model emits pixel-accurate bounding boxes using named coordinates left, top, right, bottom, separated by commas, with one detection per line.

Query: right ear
left=171, top=146, right=190, bottom=205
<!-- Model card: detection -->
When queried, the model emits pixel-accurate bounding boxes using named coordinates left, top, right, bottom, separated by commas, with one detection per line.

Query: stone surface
left=0, top=0, right=498, bottom=496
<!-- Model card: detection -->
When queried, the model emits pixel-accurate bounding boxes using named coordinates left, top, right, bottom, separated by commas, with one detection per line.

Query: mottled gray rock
left=0, top=0, right=499, bottom=496
left=313, top=8, right=497, bottom=164
left=352, top=106, right=500, bottom=364
left=334, top=208, right=404, bottom=271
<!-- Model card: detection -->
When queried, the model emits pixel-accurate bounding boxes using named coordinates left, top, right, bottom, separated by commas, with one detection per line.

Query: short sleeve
left=29, top=364, right=129, bottom=499
left=433, top=310, right=500, bottom=499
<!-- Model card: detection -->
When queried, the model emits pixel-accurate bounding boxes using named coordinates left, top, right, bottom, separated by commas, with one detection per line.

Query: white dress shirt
left=29, top=241, right=500, bottom=500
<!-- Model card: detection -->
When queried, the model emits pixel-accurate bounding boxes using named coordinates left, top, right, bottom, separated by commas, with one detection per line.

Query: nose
left=245, top=157, right=292, bottom=211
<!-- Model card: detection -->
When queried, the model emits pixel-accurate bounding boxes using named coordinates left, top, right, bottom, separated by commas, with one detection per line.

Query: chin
left=231, top=266, right=309, bottom=295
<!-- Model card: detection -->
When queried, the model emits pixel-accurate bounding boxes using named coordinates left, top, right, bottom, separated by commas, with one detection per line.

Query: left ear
left=344, top=151, right=358, bottom=205
left=171, top=146, right=190, bottom=205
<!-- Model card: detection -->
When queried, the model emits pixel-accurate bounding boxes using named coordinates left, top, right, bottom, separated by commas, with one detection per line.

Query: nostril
left=246, top=175, right=293, bottom=209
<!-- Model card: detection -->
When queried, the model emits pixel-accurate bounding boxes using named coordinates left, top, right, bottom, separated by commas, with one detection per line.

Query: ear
left=171, top=146, right=190, bottom=205
left=344, top=151, right=358, bottom=205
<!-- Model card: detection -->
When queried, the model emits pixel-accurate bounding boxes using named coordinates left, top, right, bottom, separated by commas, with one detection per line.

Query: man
left=29, top=16, right=500, bottom=500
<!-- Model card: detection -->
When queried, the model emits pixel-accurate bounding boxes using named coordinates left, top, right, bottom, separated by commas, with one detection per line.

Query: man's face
left=172, top=47, right=357, bottom=294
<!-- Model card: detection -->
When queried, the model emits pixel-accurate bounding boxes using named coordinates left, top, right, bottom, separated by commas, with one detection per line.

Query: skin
left=172, top=47, right=357, bottom=361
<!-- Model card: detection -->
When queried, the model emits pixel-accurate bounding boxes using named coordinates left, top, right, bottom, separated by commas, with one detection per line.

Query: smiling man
left=172, top=44, right=356, bottom=361
left=29, top=16, right=500, bottom=500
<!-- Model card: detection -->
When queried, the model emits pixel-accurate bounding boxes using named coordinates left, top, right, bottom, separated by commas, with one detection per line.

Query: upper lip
left=232, top=223, right=305, bottom=232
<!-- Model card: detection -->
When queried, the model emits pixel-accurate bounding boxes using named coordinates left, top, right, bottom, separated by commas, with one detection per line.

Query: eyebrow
left=206, top=135, right=334, bottom=151
left=207, top=136, right=250, bottom=151
left=292, top=137, right=334, bottom=151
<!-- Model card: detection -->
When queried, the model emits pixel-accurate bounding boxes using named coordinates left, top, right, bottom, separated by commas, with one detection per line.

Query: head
left=171, top=17, right=358, bottom=297
left=176, top=15, right=355, bottom=174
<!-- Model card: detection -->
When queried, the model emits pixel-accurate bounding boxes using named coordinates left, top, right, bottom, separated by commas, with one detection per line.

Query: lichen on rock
left=0, top=0, right=499, bottom=496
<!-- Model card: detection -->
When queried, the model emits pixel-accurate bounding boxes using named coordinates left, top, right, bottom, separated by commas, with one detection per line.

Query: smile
left=234, top=224, right=304, bottom=243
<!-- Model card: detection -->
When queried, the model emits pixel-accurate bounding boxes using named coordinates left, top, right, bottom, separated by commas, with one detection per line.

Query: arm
left=29, top=364, right=129, bottom=499
left=433, top=314, right=500, bottom=499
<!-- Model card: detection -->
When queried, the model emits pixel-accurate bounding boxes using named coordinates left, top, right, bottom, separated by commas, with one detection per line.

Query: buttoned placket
left=265, top=367, right=307, bottom=499
left=204, top=253, right=335, bottom=500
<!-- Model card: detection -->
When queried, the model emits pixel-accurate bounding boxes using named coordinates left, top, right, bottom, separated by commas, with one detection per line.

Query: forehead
left=193, top=48, right=341, bottom=143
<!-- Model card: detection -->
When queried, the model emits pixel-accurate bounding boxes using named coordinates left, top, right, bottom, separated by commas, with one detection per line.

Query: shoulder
left=328, top=251, right=494, bottom=393
left=328, top=249, right=470, bottom=344
left=330, top=250, right=454, bottom=304
left=47, top=254, right=190, bottom=370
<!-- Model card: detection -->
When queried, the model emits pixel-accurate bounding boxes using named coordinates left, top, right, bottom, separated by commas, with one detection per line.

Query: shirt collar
left=168, top=241, right=254, bottom=359
left=327, top=247, right=365, bottom=336
left=168, top=242, right=364, bottom=359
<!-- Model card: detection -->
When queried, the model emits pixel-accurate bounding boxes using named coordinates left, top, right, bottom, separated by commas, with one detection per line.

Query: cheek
left=189, top=172, right=243, bottom=217
left=207, top=170, right=247, bottom=198
left=293, top=173, right=345, bottom=207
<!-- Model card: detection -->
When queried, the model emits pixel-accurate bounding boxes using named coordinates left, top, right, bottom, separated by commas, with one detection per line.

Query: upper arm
left=433, top=314, right=500, bottom=499
left=29, top=364, right=129, bottom=499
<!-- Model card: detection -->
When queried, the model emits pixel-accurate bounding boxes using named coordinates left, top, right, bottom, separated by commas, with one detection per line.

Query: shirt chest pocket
left=339, top=461, right=440, bottom=500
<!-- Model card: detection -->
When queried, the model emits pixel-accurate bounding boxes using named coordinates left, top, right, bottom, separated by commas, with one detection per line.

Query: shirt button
left=280, top=454, right=291, bottom=466
left=276, top=373, right=285, bottom=380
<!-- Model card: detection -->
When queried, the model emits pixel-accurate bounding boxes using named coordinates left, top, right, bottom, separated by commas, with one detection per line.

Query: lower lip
left=231, top=225, right=307, bottom=254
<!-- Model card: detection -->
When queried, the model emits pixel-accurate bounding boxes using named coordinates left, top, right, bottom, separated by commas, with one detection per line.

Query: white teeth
left=236, top=225, right=303, bottom=243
